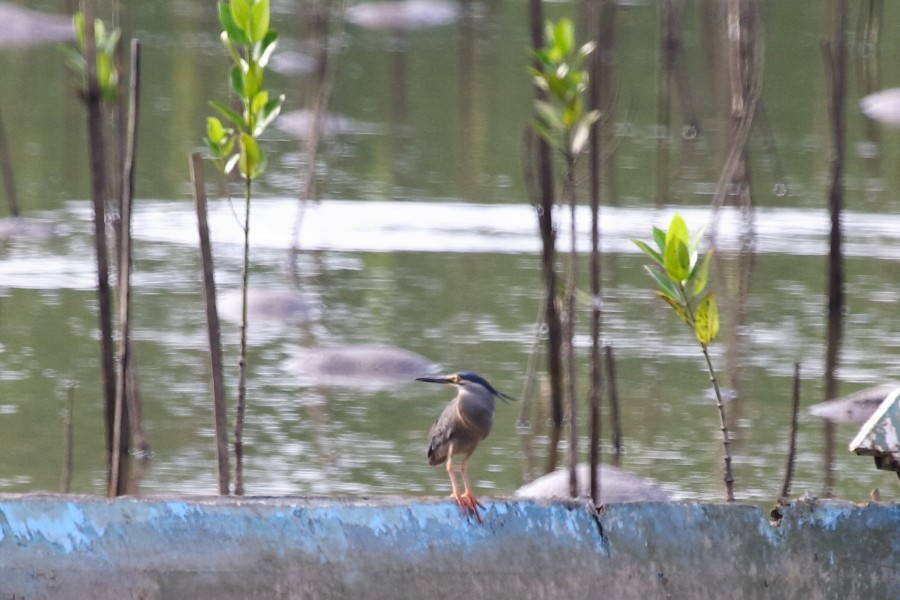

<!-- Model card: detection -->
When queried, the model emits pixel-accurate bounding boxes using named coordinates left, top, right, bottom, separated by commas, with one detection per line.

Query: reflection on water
left=0, top=198, right=898, bottom=504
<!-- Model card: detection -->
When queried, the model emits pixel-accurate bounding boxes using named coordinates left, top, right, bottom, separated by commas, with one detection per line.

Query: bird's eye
left=451, top=375, right=460, bottom=383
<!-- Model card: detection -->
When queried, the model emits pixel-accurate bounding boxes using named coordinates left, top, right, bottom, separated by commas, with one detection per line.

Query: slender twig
left=701, top=343, right=734, bottom=502
left=605, top=344, right=623, bottom=459
left=680, top=282, right=735, bottom=502
left=191, top=152, right=231, bottom=495
left=780, top=362, right=801, bottom=498
left=234, top=175, right=252, bottom=496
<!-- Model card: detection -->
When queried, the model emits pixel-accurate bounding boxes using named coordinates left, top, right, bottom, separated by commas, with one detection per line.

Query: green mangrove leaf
left=210, top=100, right=244, bottom=130
left=652, top=226, right=666, bottom=253
left=230, top=0, right=251, bottom=34
left=206, top=117, right=227, bottom=144
left=250, top=0, right=270, bottom=44
left=694, top=293, right=720, bottom=345
left=219, top=2, right=249, bottom=46
left=664, top=237, right=689, bottom=283
left=238, top=133, right=262, bottom=179
left=644, top=265, right=681, bottom=302
left=250, top=90, right=269, bottom=116
left=244, top=62, right=263, bottom=100
left=665, top=213, right=689, bottom=249
left=552, top=19, right=574, bottom=57
left=691, top=248, right=714, bottom=296
left=531, top=120, right=562, bottom=153
left=254, top=94, right=284, bottom=137
left=534, top=100, right=563, bottom=130
left=73, top=12, right=86, bottom=50
left=655, top=291, right=691, bottom=326
left=229, top=64, right=245, bottom=98
left=632, top=239, right=663, bottom=268
left=257, top=30, right=279, bottom=68
left=688, top=221, right=707, bottom=255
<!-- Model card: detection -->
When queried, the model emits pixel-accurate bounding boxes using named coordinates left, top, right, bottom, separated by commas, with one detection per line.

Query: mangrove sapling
left=525, top=0, right=564, bottom=479
left=205, top=0, right=284, bottom=495
left=530, top=18, right=600, bottom=498
left=633, top=214, right=735, bottom=502
left=64, top=9, right=124, bottom=494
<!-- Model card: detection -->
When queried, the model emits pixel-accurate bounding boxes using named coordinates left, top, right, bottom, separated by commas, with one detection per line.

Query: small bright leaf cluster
left=63, top=13, right=120, bottom=103
left=633, top=214, right=720, bottom=346
left=206, top=0, right=284, bottom=180
left=529, top=19, right=600, bottom=158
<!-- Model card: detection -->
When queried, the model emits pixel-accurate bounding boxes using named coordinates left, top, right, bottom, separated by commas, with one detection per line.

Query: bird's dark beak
left=416, top=375, right=455, bottom=384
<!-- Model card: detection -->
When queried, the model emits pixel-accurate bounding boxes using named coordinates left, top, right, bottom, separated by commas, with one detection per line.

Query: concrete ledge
left=0, top=494, right=898, bottom=599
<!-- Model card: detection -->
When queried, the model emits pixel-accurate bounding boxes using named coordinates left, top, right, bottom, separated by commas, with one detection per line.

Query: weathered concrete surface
left=0, top=494, right=898, bottom=599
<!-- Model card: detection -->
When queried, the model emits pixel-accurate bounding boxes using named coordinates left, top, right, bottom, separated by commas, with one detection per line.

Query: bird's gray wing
left=427, top=403, right=457, bottom=465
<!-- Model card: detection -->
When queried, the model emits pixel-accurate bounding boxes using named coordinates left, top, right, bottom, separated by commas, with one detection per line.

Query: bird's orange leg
left=459, top=459, right=484, bottom=522
left=445, top=455, right=463, bottom=505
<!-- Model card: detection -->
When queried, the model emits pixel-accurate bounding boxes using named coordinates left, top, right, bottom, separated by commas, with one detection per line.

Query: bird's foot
left=454, top=491, right=484, bottom=523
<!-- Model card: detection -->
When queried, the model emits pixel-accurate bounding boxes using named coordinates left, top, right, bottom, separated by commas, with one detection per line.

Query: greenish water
left=0, top=0, right=899, bottom=505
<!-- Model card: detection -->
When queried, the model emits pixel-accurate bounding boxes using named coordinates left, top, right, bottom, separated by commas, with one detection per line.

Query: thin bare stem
left=780, top=362, right=801, bottom=498
left=701, top=343, right=735, bottom=502
left=605, top=344, right=623, bottom=460
left=234, top=175, right=252, bottom=496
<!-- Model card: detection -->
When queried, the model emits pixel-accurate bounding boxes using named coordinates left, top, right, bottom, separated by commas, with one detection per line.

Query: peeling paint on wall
left=0, top=494, right=897, bottom=599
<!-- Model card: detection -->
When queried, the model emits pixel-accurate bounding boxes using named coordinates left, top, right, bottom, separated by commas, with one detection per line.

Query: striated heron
left=417, top=371, right=513, bottom=521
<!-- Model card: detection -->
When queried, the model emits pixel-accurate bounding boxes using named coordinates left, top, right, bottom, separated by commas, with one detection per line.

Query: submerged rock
left=515, top=463, right=673, bottom=503
left=861, top=88, right=900, bottom=126
left=346, top=0, right=459, bottom=30
left=0, top=217, right=57, bottom=239
left=276, top=109, right=381, bottom=139
left=270, top=50, right=317, bottom=76
left=0, top=3, right=72, bottom=46
left=287, top=344, right=439, bottom=389
left=219, top=289, right=322, bottom=324
left=809, top=382, right=900, bottom=423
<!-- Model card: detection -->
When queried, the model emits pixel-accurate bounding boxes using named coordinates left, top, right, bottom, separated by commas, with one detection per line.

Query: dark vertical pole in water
left=0, top=102, right=19, bottom=218
left=527, top=0, right=564, bottom=475
left=656, top=0, right=675, bottom=205
left=586, top=0, right=605, bottom=507
left=191, top=152, right=231, bottom=496
left=82, top=0, right=118, bottom=494
left=110, top=39, right=141, bottom=497
left=823, top=0, right=847, bottom=497
left=124, top=38, right=145, bottom=462
left=563, top=154, right=578, bottom=499
left=62, top=380, right=76, bottom=493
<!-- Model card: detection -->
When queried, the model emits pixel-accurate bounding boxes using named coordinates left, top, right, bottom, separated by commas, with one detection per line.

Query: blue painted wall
left=0, top=494, right=897, bottom=599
